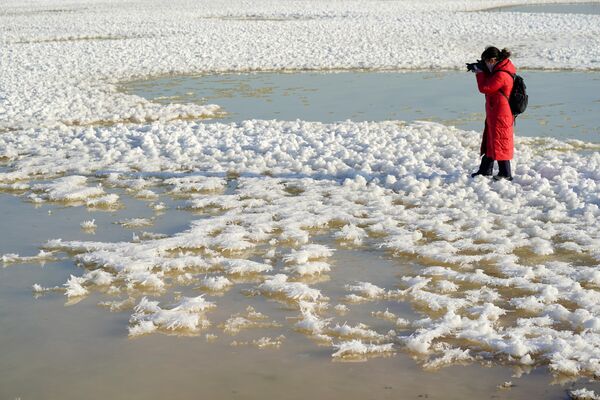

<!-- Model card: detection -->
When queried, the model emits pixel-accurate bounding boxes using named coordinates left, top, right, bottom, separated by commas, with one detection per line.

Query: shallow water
left=2, top=179, right=600, bottom=399
left=124, top=71, right=600, bottom=143
left=490, top=2, right=600, bottom=14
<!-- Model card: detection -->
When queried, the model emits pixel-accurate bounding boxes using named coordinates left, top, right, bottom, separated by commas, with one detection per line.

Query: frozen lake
left=491, top=2, right=600, bottom=14
left=3, top=0, right=600, bottom=398
left=124, top=71, right=600, bottom=143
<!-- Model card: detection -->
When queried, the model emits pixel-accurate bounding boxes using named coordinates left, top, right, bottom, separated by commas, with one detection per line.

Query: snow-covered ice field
left=1, top=0, right=600, bottom=399
left=493, top=2, right=600, bottom=13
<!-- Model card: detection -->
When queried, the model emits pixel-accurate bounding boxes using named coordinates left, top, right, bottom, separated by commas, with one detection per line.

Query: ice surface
left=221, top=259, right=273, bottom=276
left=329, top=323, right=386, bottom=341
left=165, top=176, right=227, bottom=193
left=128, top=295, right=215, bottom=336
left=31, top=176, right=105, bottom=203
left=27, top=158, right=599, bottom=374
left=570, top=388, right=600, bottom=400
left=2, top=249, right=55, bottom=263
left=12, top=135, right=600, bottom=377
left=332, top=340, right=395, bottom=359
left=372, top=309, right=397, bottom=321
left=80, top=219, right=97, bottom=230
left=345, top=282, right=386, bottom=300
left=221, top=306, right=281, bottom=335
left=259, top=274, right=323, bottom=303
left=284, top=244, right=334, bottom=265
left=2, top=0, right=600, bottom=132
left=422, top=346, right=473, bottom=369
left=284, top=261, right=331, bottom=276
left=201, top=276, right=233, bottom=291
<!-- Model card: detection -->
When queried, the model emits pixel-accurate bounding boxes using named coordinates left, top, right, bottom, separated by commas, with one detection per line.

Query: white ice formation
left=332, top=340, right=395, bottom=359
left=31, top=176, right=107, bottom=204
left=258, top=274, right=324, bottom=303
left=1, top=250, right=57, bottom=265
left=128, top=296, right=215, bottom=337
left=372, top=309, right=398, bottom=321
left=221, top=306, right=281, bottom=335
left=201, top=276, right=233, bottom=292
left=570, top=389, right=600, bottom=400
left=1, top=0, right=600, bottom=379
left=31, top=162, right=600, bottom=376
left=80, top=219, right=97, bottom=230
left=252, top=336, right=286, bottom=349
left=116, top=218, right=154, bottom=228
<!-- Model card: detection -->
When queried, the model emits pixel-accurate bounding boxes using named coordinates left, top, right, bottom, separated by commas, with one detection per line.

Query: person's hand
left=466, top=62, right=479, bottom=73
left=466, top=60, right=484, bottom=73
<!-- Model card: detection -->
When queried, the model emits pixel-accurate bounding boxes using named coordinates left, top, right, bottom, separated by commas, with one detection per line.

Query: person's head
left=481, top=47, right=511, bottom=70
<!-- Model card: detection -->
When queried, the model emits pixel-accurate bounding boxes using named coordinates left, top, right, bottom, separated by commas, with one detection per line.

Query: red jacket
left=476, top=58, right=516, bottom=160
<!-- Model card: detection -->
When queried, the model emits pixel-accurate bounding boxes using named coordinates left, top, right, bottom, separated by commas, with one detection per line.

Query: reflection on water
left=124, top=71, right=600, bottom=143
left=489, top=2, right=600, bottom=14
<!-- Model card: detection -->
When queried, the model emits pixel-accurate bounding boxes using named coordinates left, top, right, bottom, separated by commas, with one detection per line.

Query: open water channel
left=125, top=70, right=600, bottom=144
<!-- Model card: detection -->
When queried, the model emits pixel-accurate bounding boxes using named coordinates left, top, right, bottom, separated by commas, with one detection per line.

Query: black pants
left=477, top=155, right=511, bottom=177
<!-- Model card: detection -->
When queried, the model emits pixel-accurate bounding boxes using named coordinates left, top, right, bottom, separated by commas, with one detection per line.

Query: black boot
left=471, top=155, right=494, bottom=177
left=494, top=160, right=513, bottom=181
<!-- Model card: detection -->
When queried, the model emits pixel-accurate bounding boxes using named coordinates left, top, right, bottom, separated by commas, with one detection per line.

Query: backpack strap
left=494, top=70, right=519, bottom=123
left=493, top=69, right=514, bottom=100
left=495, top=70, right=515, bottom=79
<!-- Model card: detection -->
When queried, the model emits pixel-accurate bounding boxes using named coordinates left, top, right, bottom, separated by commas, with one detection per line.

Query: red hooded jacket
left=476, top=58, right=516, bottom=161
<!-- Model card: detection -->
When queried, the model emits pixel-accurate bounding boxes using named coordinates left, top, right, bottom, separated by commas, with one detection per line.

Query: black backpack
left=496, top=70, right=528, bottom=117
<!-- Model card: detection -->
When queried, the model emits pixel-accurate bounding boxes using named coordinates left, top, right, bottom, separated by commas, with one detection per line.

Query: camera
left=466, top=60, right=485, bottom=72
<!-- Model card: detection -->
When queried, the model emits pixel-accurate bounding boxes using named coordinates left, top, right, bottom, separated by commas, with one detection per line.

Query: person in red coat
left=470, top=47, right=516, bottom=181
